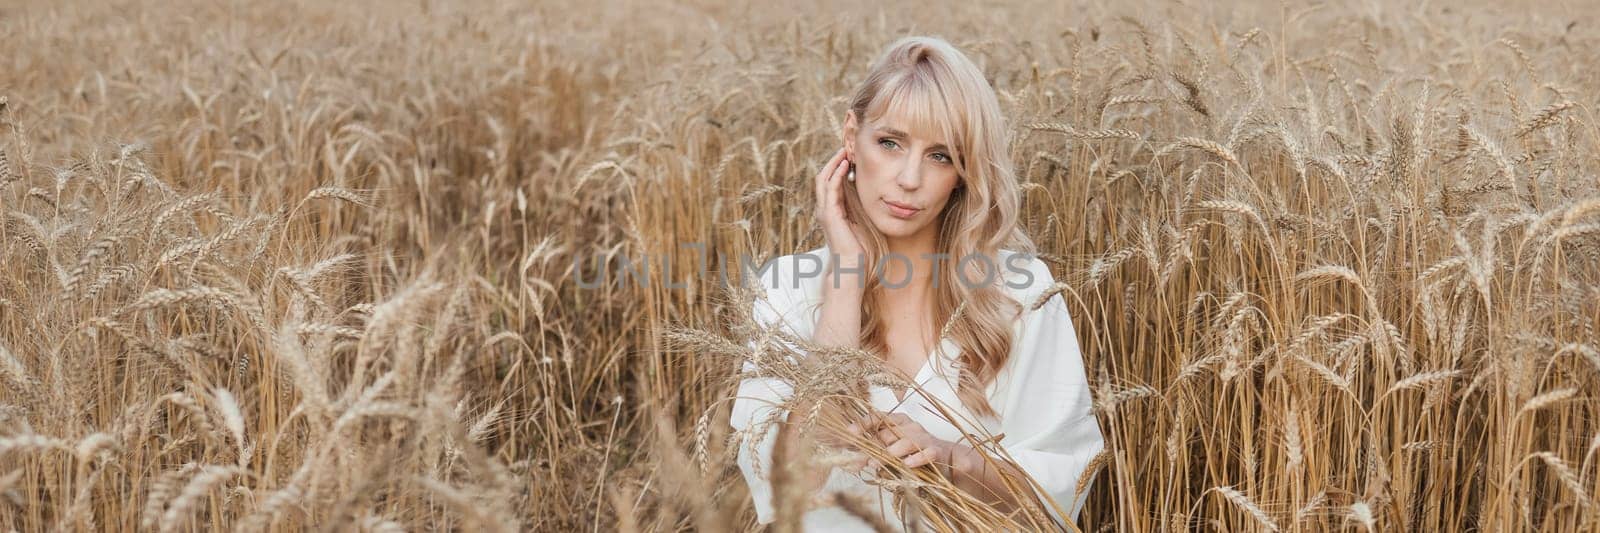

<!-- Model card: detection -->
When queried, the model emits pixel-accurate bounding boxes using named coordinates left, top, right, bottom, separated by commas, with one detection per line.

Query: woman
left=727, top=35, right=1104, bottom=531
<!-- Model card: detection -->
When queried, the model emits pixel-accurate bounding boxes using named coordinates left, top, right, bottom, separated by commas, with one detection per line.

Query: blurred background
left=3, top=0, right=1600, bottom=530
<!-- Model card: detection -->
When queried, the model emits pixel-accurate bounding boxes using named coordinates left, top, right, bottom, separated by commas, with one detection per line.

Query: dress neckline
left=791, top=244, right=969, bottom=404
left=884, top=337, right=957, bottom=403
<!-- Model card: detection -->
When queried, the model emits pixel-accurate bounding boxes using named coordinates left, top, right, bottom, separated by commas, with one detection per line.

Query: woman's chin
left=866, top=215, right=926, bottom=239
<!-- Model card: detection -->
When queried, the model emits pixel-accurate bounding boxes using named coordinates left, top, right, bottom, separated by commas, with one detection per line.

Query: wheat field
left=2, top=0, right=1599, bottom=530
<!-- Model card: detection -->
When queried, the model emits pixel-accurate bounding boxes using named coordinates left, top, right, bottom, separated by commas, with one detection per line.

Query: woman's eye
left=932, top=153, right=951, bottom=164
left=878, top=138, right=899, bottom=150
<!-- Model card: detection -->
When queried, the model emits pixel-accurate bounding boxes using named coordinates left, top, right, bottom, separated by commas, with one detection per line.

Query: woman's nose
left=894, top=155, right=922, bottom=190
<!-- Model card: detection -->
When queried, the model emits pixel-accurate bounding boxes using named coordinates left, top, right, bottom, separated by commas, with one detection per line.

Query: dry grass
left=3, top=0, right=1600, bottom=530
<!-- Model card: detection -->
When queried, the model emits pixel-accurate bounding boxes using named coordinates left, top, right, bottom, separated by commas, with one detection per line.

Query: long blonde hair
left=842, top=36, right=1035, bottom=418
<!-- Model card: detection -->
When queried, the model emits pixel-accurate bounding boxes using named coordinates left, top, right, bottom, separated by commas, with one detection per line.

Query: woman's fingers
left=903, top=448, right=942, bottom=468
left=836, top=160, right=856, bottom=225
left=843, top=454, right=870, bottom=473
left=816, top=149, right=843, bottom=199
left=885, top=438, right=922, bottom=458
left=876, top=431, right=948, bottom=469
left=832, top=156, right=844, bottom=217
left=817, top=147, right=859, bottom=252
left=815, top=148, right=843, bottom=203
left=828, top=155, right=849, bottom=216
left=814, top=146, right=868, bottom=259
left=876, top=423, right=929, bottom=447
left=843, top=413, right=951, bottom=471
left=855, top=413, right=921, bottom=447
left=853, top=412, right=877, bottom=431
left=855, top=411, right=911, bottom=431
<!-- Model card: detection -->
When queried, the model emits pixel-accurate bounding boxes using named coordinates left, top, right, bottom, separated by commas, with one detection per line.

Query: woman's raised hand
left=815, top=147, right=869, bottom=268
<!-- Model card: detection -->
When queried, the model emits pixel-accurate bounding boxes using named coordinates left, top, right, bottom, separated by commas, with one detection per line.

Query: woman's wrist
left=830, top=249, right=866, bottom=269
left=823, top=255, right=868, bottom=292
left=944, top=441, right=1022, bottom=510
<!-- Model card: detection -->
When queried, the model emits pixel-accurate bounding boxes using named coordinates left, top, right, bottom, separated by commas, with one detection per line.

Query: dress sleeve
left=726, top=282, right=803, bottom=525
left=990, top=289, right=1106, bottom=527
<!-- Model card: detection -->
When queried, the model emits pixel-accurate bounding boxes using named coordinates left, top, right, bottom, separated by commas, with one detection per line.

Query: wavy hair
left=840, top=35, right=1035, bottom=418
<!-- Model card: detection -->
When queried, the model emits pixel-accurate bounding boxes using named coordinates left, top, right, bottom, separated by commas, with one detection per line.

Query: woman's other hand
left=851, top=412, right=977, bottom=475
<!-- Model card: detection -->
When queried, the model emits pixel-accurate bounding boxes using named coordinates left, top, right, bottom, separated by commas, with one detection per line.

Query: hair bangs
left=863, top=68, right=966, bottom=168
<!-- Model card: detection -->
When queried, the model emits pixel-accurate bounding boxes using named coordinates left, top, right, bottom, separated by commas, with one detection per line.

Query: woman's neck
left=882, top=228, right=940, bottom=295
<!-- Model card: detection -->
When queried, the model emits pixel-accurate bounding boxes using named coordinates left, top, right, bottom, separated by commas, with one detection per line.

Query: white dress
left=727, top=245, right=1105, bottom=531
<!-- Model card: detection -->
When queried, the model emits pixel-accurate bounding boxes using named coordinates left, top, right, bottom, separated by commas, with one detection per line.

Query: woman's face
left=843, top=109, right=963, bottom=242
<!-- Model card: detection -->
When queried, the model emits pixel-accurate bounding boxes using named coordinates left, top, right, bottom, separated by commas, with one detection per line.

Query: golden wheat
left=3, top=0, right=1600, bottom=531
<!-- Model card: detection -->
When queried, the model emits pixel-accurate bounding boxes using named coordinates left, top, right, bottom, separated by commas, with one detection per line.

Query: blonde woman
left=728, top=35, right=1104, bottom=531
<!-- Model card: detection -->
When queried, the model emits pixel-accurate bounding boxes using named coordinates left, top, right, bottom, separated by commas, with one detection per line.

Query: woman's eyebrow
left=875, top=127, right=951, bottom=152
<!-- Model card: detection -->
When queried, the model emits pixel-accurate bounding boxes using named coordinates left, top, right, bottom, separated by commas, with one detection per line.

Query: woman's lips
left=882, top=199, right=922, bottom=219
